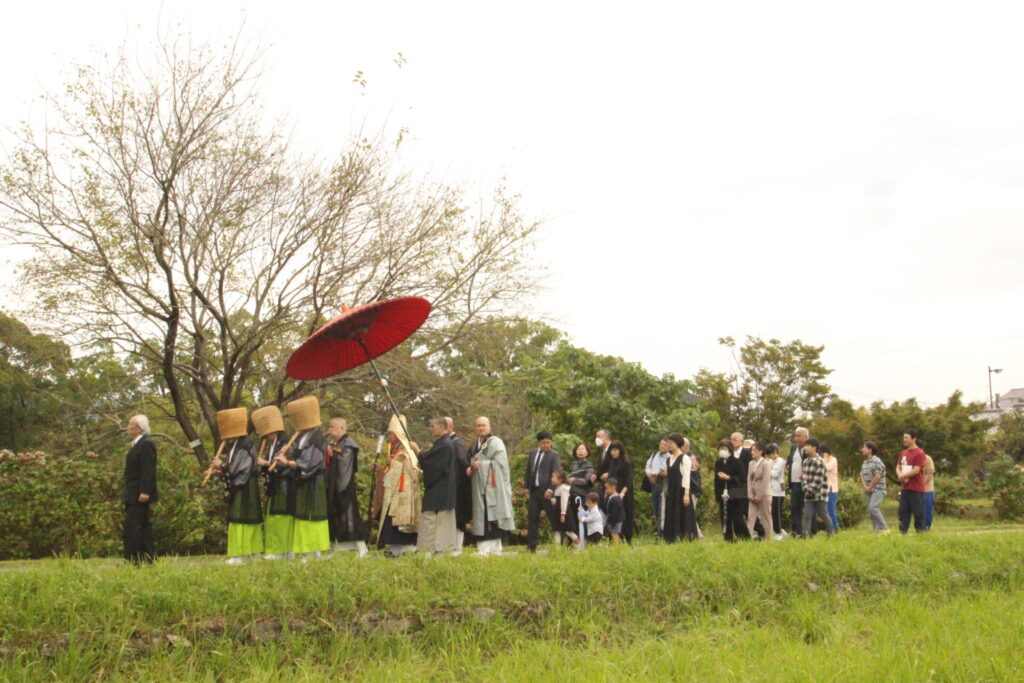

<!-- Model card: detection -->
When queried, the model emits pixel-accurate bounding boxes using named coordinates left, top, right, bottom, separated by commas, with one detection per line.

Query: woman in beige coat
left=746, top=442, right=774, bottom=540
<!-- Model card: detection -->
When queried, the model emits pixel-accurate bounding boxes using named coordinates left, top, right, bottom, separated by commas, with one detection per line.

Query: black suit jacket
left=737, top=447, right=752, bottom=479
left=524, top=448, right=562, bottom=492
left=420, top=434, right=457, bottom=512
left=122, top=435, right=158, bottom=505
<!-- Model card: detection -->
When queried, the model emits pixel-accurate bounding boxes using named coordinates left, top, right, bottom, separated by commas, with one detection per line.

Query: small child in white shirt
left=550, top=470, right=571, bottom=546
left=578, top=492, right=605, bottom=546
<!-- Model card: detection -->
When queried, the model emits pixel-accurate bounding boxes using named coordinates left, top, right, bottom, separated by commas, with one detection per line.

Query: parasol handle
left=358, top=338, right=416, bottom=448
left=201, top=441, right=228, bottom=486
left=268, top=432, right=300, bottom=472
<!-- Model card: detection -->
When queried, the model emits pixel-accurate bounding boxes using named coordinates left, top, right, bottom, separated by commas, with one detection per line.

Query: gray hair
left=131, top=414, right=151, bottom=434
left=794, top=427, right=809, bottom=438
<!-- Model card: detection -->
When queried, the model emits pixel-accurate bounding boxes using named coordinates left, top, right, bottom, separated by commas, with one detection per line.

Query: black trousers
left=789, top=483, right=804, bottom=536
left=898, top=490, right=926, bottom=534
left=682, top=498, right=698, bottom=542
left=526, top=488, right=559, bottom=549
left=771, top=496, right=783, bottom=534
left=724, top=497, right=751, bottom=541
left=123, top=503, right=155, bottom=564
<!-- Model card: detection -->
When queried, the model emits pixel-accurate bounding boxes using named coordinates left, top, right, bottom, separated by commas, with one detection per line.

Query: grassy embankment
left=1, top=528, right=1022, bottom=681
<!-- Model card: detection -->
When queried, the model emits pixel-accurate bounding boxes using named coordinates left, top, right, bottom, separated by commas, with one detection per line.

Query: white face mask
left=718, top=449, right=730, bottom=458
left=595, top=438, right=604, bottom=448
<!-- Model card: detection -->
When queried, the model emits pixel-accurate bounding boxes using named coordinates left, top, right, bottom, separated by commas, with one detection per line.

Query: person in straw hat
left=377, top=413, right=421, bottom=557
left=274, top=396, right=331, bottom=561
left=253, top=405, right=294, bottom=560
left=209, top=408, right=264, bottom=565
left=325, top=416, right=368, bottom=558
left=467, top=416, right=515, bottom=556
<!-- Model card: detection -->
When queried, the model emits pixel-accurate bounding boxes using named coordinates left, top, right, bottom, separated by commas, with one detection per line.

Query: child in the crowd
left=550, top=470, right=571, bottom=546
left=579, top=492, right=605, bottom=546
left=604, top=478, right=624, bottom=544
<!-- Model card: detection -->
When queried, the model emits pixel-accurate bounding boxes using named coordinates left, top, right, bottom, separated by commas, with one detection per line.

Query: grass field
left=2, top=521, right=1023, bottom=682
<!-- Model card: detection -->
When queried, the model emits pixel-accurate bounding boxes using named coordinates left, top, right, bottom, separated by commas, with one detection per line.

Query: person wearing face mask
left=713, top=440, right=733, bottom=535
left=602, top=440, right=635, bottom=543
left=715, top=438, right=751, bottom=541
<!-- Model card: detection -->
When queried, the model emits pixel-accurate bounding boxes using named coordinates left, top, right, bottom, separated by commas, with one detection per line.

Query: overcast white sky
left=1, top=1, right=1021, bottom=408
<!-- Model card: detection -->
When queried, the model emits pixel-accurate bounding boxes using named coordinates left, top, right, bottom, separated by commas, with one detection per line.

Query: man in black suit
left=524, top=430, right=562, bottom=552
left=122, top=414, right=158, bottom=564
left=446, top=416, right=472, bottom=554
left=731, top=432, right=763, bottom=536
left=418, top=417, right=458, bottom=556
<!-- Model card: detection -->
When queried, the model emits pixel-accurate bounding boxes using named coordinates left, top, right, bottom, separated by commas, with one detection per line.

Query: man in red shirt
left=897, top=429, right=927, bottom=534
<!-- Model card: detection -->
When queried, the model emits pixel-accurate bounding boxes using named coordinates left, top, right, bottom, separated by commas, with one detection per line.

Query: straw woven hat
left=252, top=405, right=285, bottom=437
left=216, top=408, right=249, bottom=440
left=287, top=395, right=322, bottom=431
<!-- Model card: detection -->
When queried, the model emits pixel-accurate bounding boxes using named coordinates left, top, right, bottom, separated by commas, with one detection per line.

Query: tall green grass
left=1, top=532, right=1021, bottom=681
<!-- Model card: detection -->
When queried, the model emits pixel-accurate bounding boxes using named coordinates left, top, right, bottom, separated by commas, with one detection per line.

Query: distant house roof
left=997, top=388, right=1024, bottom=407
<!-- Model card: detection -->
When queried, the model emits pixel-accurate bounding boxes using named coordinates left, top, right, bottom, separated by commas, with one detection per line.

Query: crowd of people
left=117, top=405, right=938, bottom=565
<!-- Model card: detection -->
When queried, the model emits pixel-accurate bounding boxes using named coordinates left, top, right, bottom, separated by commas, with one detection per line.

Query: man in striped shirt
left=800, top=439, right=834, bottom=537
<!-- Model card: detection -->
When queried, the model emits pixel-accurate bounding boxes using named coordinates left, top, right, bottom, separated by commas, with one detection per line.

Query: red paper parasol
left=286, top=297, right=431, bottom=380
left=285, top=296, right=432, bottom=444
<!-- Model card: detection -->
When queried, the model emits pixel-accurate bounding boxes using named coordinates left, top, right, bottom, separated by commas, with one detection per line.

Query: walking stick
left=576, top=496, right=586, bottom=549
left=201, top=441, right=228, bottom=486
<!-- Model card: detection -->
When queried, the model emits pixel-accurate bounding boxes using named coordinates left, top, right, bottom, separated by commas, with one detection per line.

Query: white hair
left=794, top=427, right=809, bottom=437
left=131, top=414, right=151, bottom=434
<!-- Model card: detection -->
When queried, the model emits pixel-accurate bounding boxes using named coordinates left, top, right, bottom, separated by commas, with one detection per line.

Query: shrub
left=986, top=455, right=1024, bottom=521
left=0, top=446, right=226, bottom=560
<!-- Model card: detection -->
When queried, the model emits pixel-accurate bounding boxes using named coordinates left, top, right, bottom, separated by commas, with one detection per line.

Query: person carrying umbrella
left=376, top=413, right=421, bottom=557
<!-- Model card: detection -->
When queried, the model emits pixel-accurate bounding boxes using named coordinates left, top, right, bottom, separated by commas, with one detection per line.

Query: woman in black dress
left=602, top=441, right=635, bottom=543
left=661, top=433, right=695, bottom=543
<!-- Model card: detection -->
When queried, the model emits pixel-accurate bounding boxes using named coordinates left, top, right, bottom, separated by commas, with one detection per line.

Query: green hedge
left=0, top=450, right=224, bottom=560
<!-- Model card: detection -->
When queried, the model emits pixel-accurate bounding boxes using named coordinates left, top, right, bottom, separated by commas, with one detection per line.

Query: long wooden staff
left=268, top=432, right=300, bottom=472
left=201, top=441, right=228, bottom=486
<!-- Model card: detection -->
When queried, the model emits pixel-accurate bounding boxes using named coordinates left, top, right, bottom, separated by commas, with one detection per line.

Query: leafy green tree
left=0, top=312, right=143, bottom=452
left=0, top=32, right=539, bottom=465
left=990, top=411, right=1024, bottom=462
left=431, top=318, right=718, bottom=456
left=0, top=313, right=70, bottom=450
left=694, top=336, right=833, bottom=444
left=810, top=391, right=988, bottom=475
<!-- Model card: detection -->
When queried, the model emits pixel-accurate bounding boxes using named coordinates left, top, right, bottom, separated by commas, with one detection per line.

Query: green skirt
left=292, top=519, right=329, bottom=554
left=227, top=523, right=264, bottom=557
left=265, top=514, right=294, bottom=556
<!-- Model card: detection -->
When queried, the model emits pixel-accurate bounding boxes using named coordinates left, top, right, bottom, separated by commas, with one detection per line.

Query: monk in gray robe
left=467, top=416, right=515, bottom=556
